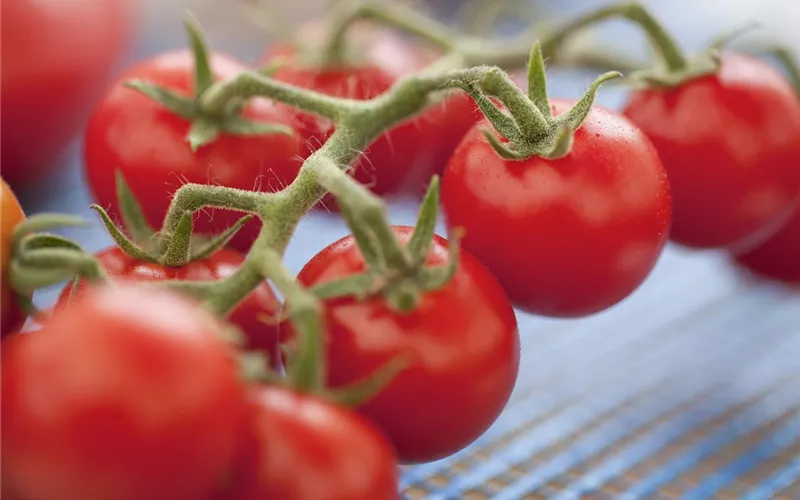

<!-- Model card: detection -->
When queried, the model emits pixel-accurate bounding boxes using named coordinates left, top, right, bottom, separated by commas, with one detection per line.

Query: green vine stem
left=315, top=0, right=725, bottom=83
left=772, top=47, right=800, bottom=94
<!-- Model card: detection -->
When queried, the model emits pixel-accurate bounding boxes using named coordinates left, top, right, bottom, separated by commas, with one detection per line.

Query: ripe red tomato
left=442, top=101, right=672, bottom=318
left=1, top=0, right=133, bottom=186
left=262, top=25, right=480, bottom=202
left=1, top=178, right=27, bottom=337
left=55, top=247, right=282, bottom=368
left=290, top=226, right=519, bottom=463
left=623, top=53, right=800, bottom=252
left=1, top=284, right=248, bottom=500
left=223, top=386, right=399, bottom=500
left=84, top=50, right=304, bottom=253
left=733, top=208, right=800, bottom=283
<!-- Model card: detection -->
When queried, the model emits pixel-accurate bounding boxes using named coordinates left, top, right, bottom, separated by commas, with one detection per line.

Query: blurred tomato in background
left=1, top=0, right=135, bottom=187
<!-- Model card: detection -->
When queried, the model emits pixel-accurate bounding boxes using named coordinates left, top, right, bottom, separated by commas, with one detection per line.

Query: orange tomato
left=1, top=178, right=27, bottom=337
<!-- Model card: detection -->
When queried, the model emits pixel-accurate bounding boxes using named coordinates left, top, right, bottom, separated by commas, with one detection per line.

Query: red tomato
left=1, top=0, right=133, bottom=186
left=223, top=386, right=399, bottom=500
left=1, top=284, right=247, bottom=500
left=733, top=208, right=800, bottom=283
left=1, top=178, right=27, bottom=337
left=623, top=53, right=800, bottom=252
left=55, top=247, right=282, bottom=368
left=289, top=226, right=519, bottom=463
left=442, top=101, right=672, bottom=317
left=84, top=50, right=304, bottom=253
left=262, top=25, right=480, bottom=202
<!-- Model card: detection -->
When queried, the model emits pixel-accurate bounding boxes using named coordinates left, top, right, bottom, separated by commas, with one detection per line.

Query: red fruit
left=623, top=53, right=800, bottom=251
left=226, top=386, right=399, bottom=500
left=1, top=0, right=133, bottom=186
left=442, top=101, right=672, bottom=317
left=1, top=284, right=248, bottom=500
left=55, top=247, right=282, bottom=368
left=290, top=226, right=520, bottom=463
left=84, top=50, right=305, bottom=252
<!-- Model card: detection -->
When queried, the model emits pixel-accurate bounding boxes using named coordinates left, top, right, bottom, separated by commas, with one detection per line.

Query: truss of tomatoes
left=2, top=6, right=800, bottom=500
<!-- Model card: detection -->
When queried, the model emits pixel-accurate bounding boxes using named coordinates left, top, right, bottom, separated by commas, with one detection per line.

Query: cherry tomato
left=289, top=226, right=519, bottom=463
left=55, top=247, right=282, bottom=368
left=623, top=53, right=800, bottom=252
left=223, top=386, right=399, bottom=500
left=1, top=284, right=247, bottom=500
left=262, top=25, right=480, bottom=201
left=84, top=50, right=304, bottom=253
left=733, top=208, right=800, bottom=283
left=0, top=178, right=27, bottom=337
left=1, top=0, right=133, bottom=186
left=442, top=101, right=671, bottom=318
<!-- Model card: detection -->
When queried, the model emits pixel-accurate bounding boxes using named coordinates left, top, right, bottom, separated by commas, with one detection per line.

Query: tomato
left=1, top=0, right=133, bottom=187
left=1, top=284, right=247, bottom=500
left=442, top=101, right=671, bottom=318
left=55, top=247, right=282, bottom=368
left=1, top=178, right=27, bottom=337
left=224, top=386, right=398, bottom=500
left=262, top=25, right=480, bottom=202
left=733, top=208, right=800, bottom=283
left=623, top=53, right=800, bottom=252
left=84, top=50, right=305, bottom=253
left=289, top=226, right=519, bottom=463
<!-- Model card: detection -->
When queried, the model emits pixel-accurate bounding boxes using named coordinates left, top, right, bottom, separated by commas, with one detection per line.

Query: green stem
left=255, top=248, right=325, bottom=392
left=538, top=2, right=687, bottom=72
left=161, top=184, right=269, bottom=238
left=322, top=0, right=457, bottom=63
left=200, top=71, right=356, bottom=119
left=773, top=47, right=800, bottom=94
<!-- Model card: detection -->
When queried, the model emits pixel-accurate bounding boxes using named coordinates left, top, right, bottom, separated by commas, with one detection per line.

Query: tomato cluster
left=2, top=2, right=800, bottom=499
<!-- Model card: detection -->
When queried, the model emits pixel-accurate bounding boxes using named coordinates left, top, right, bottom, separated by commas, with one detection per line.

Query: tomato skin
left=262, top=26, right=480, bottom=200
left=1, top=284, right=248, bottom=500
left=442, top=101, right=671, bottom=318
left=733, top=208, right=800, bottom=283
left=1, top=178, right=27, bottom=337
left=1, top=0, right=132, bottom=186
left=54, top=247, right=282, bottom=368
left=226, top=386, right=398, bottom=500
left=84, top=50, right=304, bottom=253
left=290, top=226, right=519, bottom=463
left=623, top=53, right=800, bottom=252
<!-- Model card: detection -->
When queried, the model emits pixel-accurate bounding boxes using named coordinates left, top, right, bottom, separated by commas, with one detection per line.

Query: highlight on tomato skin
left=442, top=101, right=672, bottom=319
left=1, top=284, right=250, bottom=500
left=289, top=226, right=521, bottom=464
left=622, top=53, right=800, bottom=253
left=0, top=178, right=28, bottom=338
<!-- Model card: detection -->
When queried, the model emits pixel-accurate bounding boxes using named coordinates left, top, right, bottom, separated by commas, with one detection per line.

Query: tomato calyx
left=460, top=42, right=620, bottom=161
left=91, top=172, right=253, bottom=267
left=124, top=14, right=295, bottom=151
left=308, top=177, right=462, bottom=312
left=8, top=214, right=106, bottom=298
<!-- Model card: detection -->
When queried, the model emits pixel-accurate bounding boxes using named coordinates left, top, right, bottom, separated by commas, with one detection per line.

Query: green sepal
left=191, top=214, right=255, bottom=261
left=183, top=12, right=215, bottom=96
left=115, top=171, right=157, bottom=246
left=327, top=353, right=412, bottom=407
left=160, top=211, right=194, bottom=266
left=90, top=204, right=157, bottom=262
left=123, top=80, right=198, bottom=119
left=406, top=176, right=440, bottom=266
left=187, top=118, right=221, bottom=152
